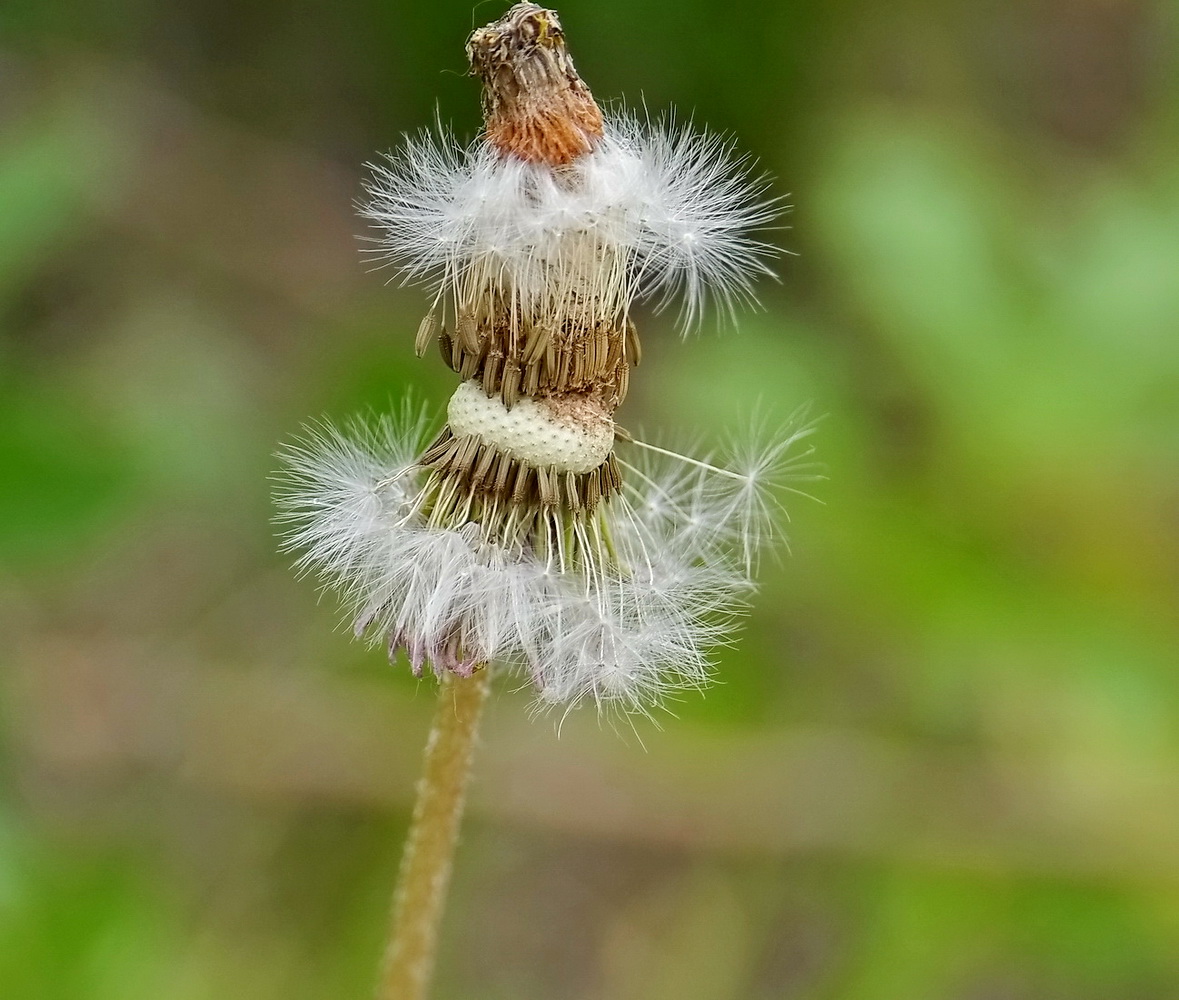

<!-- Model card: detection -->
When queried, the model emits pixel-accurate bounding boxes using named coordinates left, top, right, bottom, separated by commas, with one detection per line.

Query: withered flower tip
left=467, top=2, right=604, bottom=165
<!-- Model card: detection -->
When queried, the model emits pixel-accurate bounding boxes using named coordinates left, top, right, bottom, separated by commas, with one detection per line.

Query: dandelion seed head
left=279, top=2, right=814, bottom=718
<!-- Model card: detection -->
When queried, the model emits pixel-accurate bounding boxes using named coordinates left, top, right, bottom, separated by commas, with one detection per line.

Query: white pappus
left=360, top=111, right=784, bottom=332
left=277, top=408, right=817, bottom=715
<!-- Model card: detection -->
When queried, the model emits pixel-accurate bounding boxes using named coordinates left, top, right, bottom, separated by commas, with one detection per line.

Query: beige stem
left=378, top=669, right=492, bottom=1000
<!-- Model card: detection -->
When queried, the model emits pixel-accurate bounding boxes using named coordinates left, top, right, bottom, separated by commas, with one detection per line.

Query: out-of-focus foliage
left=2, top=1, right=1178, bottom=998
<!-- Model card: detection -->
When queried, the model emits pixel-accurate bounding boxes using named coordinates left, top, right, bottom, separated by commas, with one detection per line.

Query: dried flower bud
left=467, top=2, right=604, bottom=165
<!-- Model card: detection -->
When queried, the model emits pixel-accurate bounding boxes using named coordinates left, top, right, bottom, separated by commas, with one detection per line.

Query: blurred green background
left=3, top=0, right=1179, bottom=997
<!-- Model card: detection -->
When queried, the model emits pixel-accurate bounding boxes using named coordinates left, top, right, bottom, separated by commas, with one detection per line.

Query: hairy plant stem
left=378, top=669, right=491, bottom=1000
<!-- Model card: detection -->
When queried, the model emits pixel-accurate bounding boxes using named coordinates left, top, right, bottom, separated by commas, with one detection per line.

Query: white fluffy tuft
left=276, top=412, right=814, bottom=714
left=608, top=112, right=783, bottom=329
left=360, top=111, right=783, bottom=332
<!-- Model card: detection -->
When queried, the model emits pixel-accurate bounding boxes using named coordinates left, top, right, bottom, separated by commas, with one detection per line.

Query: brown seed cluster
left=429, top=313, right=639, bottom=412
left=420, top=426, right=622, bottom=539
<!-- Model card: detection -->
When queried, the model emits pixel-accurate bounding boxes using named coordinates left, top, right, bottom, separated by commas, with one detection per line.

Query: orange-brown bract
left=467, top=3, right=604, bottom=166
